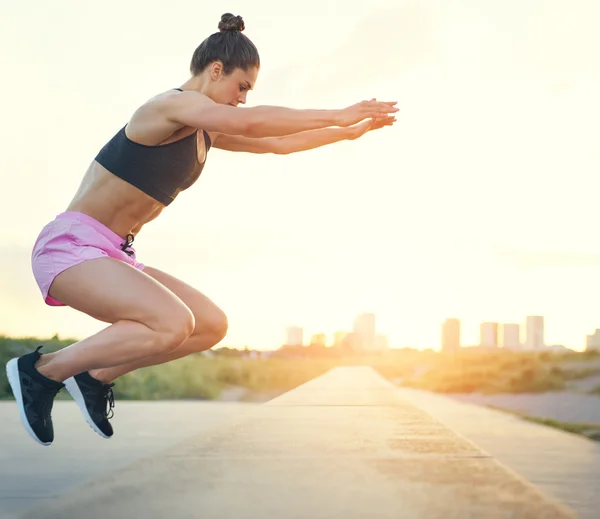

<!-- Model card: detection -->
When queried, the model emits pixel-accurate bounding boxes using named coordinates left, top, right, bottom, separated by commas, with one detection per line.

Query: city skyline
left=284, top=312, right=388, bottom=351
left=283, top=312, right=600, bottom=353
left=441, top=314, right=600, bottom=352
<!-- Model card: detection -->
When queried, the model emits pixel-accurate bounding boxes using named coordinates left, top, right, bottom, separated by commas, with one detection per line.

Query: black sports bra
left=94, top=89, right=211, bottom=206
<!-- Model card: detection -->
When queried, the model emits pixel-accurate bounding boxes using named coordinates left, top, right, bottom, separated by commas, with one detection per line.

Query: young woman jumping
left=6, top=13, right=398, bottom=446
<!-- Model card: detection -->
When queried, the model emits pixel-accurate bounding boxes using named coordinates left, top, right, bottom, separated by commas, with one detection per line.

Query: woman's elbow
left=267, top=137, right=291, bottom=155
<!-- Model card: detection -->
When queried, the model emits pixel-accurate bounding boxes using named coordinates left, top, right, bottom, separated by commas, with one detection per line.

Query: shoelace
left=104, top=383, right=116, bottom=420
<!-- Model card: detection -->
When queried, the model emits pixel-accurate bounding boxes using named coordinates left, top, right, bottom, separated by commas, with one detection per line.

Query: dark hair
left=190, top=13, right=260, bottom=76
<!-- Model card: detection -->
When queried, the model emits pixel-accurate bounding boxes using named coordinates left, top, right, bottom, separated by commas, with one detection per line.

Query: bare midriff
left=66, top=161, right=165, bottom=239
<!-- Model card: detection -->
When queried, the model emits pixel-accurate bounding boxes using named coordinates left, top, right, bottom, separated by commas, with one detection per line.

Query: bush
left=0, top=336, right=76, bottom=399
left=111, top=355, right=341, bottom=400
left=0, top=336, right=345, bottom=401
left=3, top=337, right=600, bottom=400
left=392, top=349, right=576, bottom=394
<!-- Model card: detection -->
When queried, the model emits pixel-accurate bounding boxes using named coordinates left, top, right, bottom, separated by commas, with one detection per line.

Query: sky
left=1, top=0, right=599, bottom=351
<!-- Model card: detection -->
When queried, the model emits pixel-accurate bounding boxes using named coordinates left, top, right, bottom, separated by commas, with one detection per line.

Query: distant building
left=353, top=313, right=376, bottom=350
left=333, top=331, right=348, bottom=347
left=480, top=322, right=499, bottom=348
left=586, top=329, right=600, bottom=351
left=285, top=326, right=304, bottom=346
left=310, top=333, right=327, bottom=347
left=333, top=332, right=357, bottom=351
left=375, top=334, right=389, bottom=350
left=441, top=318, right=461, bottom=352
left=500, top=323, right=521, bottom=349
left=525, top=316, right=545, bottom=349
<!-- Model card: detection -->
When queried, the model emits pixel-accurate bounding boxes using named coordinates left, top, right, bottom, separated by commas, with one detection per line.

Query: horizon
left=0, top=312, right=583, bottom=353
left=1, top=0, right=599, bottom=352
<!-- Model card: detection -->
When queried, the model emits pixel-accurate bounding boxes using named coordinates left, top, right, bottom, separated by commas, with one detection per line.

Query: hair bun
left=218, top=13, right=245, bottom=32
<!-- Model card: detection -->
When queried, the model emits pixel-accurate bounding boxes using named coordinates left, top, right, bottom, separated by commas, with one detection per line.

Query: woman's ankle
left=88, top=368, right=113, bottom=384
left=34, top=354, right=66, bottom=383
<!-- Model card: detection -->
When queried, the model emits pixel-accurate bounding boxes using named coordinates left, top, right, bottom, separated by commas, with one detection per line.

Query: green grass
left=392, top=350, right=564, bottom=394
left=386, top=348, right=600, bottom=394
left=486, top=405, right=600, bottom=441
left=110, top=355, right=341, bottom=400
left=0, top=336, right=343, bottom=400
left=0, top=335, right=76, bottom=400
left=3, top=336, right=600, bottom=401
left=563, top=366, right=600, bottom=380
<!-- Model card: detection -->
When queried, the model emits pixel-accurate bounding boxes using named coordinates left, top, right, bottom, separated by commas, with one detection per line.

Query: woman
left=6, top=13, right=398, bottom=446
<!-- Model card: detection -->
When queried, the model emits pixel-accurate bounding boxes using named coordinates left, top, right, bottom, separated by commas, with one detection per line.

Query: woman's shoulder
left=124, top=90, right=196, bottom=146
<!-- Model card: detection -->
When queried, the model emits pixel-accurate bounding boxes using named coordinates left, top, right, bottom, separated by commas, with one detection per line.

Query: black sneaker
left=5, top=346, right=64, bottom=446
left=64, top=371, right=115, bottom=439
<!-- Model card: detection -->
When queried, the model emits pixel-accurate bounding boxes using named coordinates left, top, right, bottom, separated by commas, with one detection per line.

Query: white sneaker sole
left=6, top=358, right=52, bottom=446
left=64, top=377, right=112, bottom=439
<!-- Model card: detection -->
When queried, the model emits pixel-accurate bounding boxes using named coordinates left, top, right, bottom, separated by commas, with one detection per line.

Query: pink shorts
left=31, top=211, right=145, bottom=306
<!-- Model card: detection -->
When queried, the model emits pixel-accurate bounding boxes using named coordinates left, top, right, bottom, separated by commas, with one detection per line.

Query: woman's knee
left=210, top=311, right=228, bottom=342
left=153, top=305, right=196, bottom=353
left=196, top=308, right=228, bottom=344
left=141, top=266, right=228, bottom=344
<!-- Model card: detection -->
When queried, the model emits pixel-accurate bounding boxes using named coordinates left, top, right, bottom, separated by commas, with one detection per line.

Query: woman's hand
left=336, top=100, right=398, bottom=127
left=347, top=115, right=396, bottom=140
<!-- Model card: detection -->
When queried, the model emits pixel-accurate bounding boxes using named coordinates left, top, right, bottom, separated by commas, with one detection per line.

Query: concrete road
left=5, top=367, right=577, bottom=519
left=0, top=400, right=257, bottom=518
left=2, top=370, right=596, bottom=519
left=398, top=387, right=600, bottom=519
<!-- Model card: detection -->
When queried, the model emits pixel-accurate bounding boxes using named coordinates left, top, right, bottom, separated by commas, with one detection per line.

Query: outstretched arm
left=160, top=91, right=398, bottom=139
left=213, top=116, right=396, bottom=154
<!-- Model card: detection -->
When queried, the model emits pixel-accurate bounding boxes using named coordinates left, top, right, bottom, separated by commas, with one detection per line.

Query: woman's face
left=207, top=64, right=259, bottom=107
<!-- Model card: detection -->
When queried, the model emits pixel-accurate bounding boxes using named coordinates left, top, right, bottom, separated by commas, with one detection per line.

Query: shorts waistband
left=55, top=211, right=132, bottom=248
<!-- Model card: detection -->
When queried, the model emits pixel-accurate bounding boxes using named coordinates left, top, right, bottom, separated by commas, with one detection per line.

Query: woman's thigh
left=48, top=258, right=194, bottom=332
left=143, top=266, right=228, bottom=336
